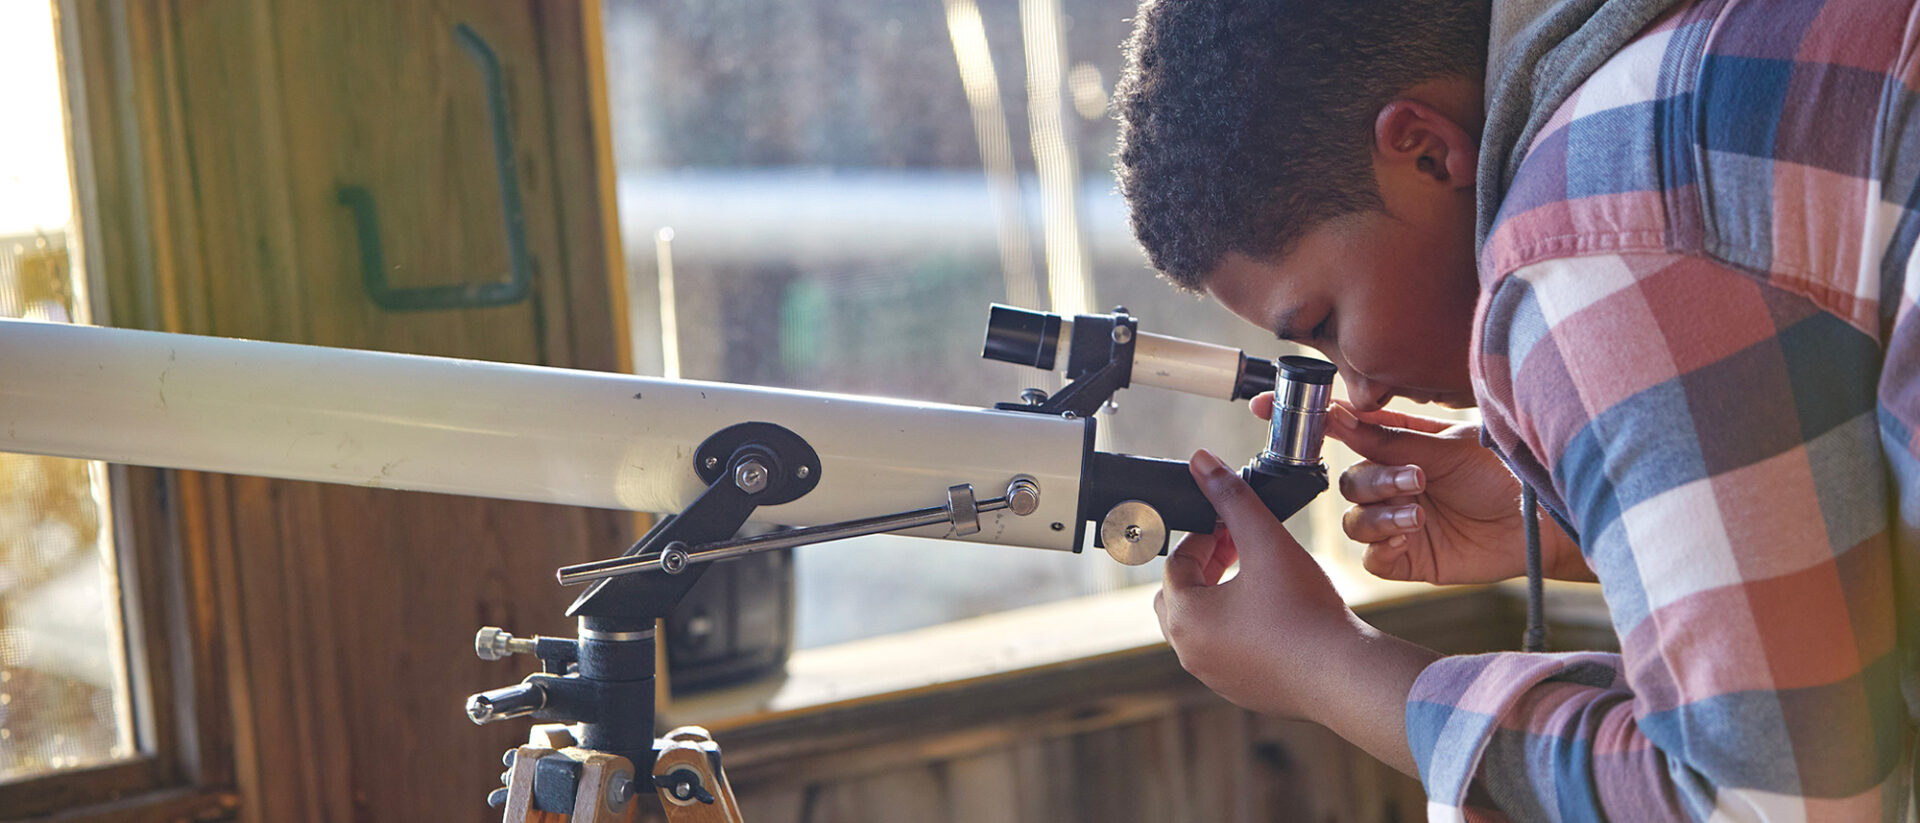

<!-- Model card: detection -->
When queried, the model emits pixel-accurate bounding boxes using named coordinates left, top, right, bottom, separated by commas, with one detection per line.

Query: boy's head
left=1114, top=0, right=1491, bottom=410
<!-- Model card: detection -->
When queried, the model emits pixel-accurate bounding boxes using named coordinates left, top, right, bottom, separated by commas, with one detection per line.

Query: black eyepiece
left=982, top=304, right=1063, bottom=370
left=1278, top=355, right=1337, bottom=386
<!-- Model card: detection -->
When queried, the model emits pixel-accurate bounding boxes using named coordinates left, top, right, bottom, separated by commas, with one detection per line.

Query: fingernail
left=1394, top=467, right=1422, bottom=492
left=1329, top=404, right=1358, bottom=431
left=1391, top=505, right=1419, bottom=529
left=1191, top=449, right=1228, bottom=477
left=1387, top=534, right=1408, bottom=548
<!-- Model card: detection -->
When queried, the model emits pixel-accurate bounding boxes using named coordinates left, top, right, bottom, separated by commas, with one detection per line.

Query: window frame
left=0, top=2, right=238, bottom=818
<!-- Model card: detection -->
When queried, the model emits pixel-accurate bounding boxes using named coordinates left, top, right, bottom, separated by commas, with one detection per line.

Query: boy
left=1118, top=0, right=1920, bottom=817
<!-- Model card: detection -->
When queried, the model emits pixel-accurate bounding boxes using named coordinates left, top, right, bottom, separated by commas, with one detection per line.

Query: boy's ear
left=1373, top=100, right=1477, bottom=190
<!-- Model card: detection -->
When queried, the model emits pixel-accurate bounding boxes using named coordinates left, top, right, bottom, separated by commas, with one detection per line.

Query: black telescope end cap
left=982, top=303, right=1060, bottom=370
left=1277, top=355, right=1337, bottom=385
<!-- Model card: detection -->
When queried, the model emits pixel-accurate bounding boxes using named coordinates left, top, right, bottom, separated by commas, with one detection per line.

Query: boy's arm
left=1420, top=251, right=1905, bottom=816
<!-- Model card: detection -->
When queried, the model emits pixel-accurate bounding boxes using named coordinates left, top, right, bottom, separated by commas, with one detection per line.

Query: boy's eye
left=1309, top=314, right=1332, bottom=342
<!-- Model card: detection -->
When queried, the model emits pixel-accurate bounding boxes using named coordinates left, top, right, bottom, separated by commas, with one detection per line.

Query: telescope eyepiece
left=1277, top=355, right=1337, bottom=387
left=982, top=304, right=1064, bottom=370
left=1257, top=356, right=1336, bottom=470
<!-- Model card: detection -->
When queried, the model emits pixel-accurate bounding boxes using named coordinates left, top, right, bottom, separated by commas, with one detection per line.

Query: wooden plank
left=945, top=750, right=1022, bottom=823
left=39, top=787, right=241, bottom=823
left=94, top=1, right=634, bottom=821
left=1179, top=704, right=1255, bottom=823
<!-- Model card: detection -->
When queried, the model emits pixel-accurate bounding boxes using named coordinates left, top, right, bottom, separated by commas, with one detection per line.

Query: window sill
left=656, top=562, right=1613, bottom=794
left=9, top=786, right=238, bottom=823
left=663, top=555, right=1494, bottom=730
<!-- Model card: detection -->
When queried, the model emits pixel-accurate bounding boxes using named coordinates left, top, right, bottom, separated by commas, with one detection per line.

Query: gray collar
left=1475, top=0, right=1689, bottom=247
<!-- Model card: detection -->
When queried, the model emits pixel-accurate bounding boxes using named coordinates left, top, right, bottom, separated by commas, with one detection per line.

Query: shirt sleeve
left=1408, top=251, right=1909, bottom=821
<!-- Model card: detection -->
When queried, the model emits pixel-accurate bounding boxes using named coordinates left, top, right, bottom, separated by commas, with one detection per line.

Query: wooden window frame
left=0, top=3, right=237, bottom=819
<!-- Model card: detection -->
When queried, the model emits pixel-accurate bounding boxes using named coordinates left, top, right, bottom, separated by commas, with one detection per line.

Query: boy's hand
left=1252, top=394, right=1592, bottom=584
left=1152, top=449, right=1365, bottom=721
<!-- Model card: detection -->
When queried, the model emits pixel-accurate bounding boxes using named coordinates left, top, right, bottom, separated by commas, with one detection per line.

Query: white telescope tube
left=0, top=319, right=1086, bottom=551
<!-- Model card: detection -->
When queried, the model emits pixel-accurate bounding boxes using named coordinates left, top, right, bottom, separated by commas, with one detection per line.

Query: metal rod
left=558, top=496, right=1015, bottom=585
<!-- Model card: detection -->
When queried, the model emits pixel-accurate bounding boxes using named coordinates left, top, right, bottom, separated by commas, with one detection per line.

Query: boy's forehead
left=1202, top=251, right=1298, bottom=325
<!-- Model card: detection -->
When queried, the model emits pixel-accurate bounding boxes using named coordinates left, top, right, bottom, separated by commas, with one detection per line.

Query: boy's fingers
left=1361, top=540, right=1418, bottom=581
left=1338, top=462, right=1425, bottom=504
left=1334, top=399, right=1454, bottom=434
left=1326, top=406, right=1432, bottom=466
left=1202, top=527, right=1240, bottom=585
left=1342, top=501, right=1422, bottom=544
left=1187, top=449, right=1290, bottom=574
left=1249, top=392, right=1274, bottom=422
left=1164, top=530, right=1219, bottom=590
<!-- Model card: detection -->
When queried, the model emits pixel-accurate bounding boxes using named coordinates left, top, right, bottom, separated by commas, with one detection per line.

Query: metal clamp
left=556, top=478, right=1042, bottom=585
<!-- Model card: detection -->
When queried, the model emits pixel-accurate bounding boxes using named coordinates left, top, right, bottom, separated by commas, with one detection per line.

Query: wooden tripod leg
left=568, top=750, right=642, bottom=823
left=501, top=745, right=570, bottom=823
left=652, top=726, right=745, bottom=823
left=498, top=742, right=640, bottom=823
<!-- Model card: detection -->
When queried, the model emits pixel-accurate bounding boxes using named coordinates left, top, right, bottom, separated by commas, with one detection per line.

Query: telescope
left=0, top=305, right=1333, bottom=820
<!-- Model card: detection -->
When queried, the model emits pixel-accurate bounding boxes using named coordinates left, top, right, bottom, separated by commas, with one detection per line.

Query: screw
left=704, top=456, right=719, bottom=470
left=607, top=771, right=635, bottom=810
left=797, top=465, right=811, bottom=479
left=1021, top=388, right=1048, bottom=406
left=660, top=543, right=690, bottom=574
left=1125, top=524, right=1143, bottom=543
left=474, top=627, right=535, bottom=661
left=1005, top=479, right=1041, bottom=516
left=1112, top=325, right=1133, bottom=344
left=466, top=695, right=495, bottom=723
left=735, top=459, right=769, bottom=494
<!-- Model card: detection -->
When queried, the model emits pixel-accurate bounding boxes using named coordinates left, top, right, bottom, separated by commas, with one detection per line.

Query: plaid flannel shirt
left=1408, top=0, right=1920, bottom=818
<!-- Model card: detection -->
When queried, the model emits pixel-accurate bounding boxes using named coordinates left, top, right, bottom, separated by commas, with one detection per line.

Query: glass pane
left=0, top=0, right=137, bottom=782
left=603, top=0, right=1324, bottom=649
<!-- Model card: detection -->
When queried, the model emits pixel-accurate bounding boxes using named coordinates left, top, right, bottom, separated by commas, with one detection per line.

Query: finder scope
left=983, top=304, right=1278, bottom=401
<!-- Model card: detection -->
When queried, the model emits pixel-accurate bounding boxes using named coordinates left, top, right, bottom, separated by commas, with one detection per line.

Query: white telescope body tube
left=0, top=319, right=1085, bottom=551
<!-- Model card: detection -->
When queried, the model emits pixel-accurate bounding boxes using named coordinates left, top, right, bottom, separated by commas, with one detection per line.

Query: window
left=602, top=0, right=1329, bottom=651
left=0, top=0, right=136, bottom=785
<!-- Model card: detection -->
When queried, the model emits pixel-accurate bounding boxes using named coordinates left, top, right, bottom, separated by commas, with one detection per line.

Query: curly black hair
left=1114, top=0, right=1488, bottom=289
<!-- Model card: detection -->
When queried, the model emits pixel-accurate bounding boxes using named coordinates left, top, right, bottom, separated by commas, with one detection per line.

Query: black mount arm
left=470, top=422, right=819, bottom=811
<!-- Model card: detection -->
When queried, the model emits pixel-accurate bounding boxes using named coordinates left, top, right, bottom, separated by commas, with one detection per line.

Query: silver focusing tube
left=1259, top=356, right=1338, bottom=467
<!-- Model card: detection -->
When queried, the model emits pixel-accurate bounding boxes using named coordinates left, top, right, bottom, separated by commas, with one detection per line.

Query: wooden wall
left=65, top=1, right=634, bottom=820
